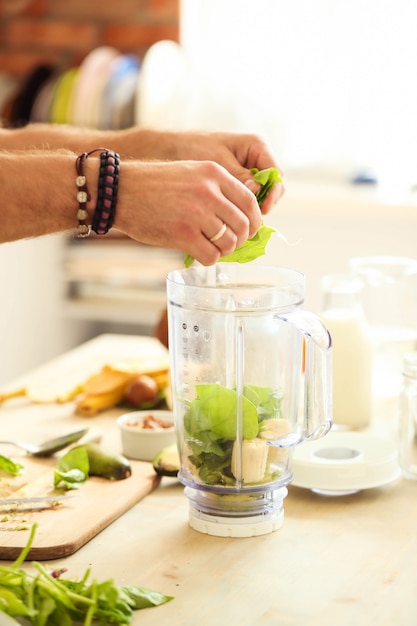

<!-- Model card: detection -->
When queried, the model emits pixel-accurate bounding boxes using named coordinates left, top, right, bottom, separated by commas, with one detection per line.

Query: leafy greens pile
left=0, top=524, right=173, bottom=626
left=183, top=383, right=283, bottom=486
left=184, top=166, right=282, bottom=268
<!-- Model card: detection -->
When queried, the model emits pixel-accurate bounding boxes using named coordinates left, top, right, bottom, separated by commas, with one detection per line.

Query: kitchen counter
left=0, top=335, right=416, bottom=626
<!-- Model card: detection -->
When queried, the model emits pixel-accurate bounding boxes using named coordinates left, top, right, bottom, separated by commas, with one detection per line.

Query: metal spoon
left=0, top=428, right=89, bottom=457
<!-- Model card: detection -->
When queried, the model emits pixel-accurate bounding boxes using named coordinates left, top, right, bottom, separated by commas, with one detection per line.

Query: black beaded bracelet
left=91, top=150, right=120, bottom=236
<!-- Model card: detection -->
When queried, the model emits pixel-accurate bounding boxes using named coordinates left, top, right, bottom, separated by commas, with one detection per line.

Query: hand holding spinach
left=184, top=166, right=282, bottom=268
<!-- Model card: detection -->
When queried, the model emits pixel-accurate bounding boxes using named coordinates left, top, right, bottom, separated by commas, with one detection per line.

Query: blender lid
left=291, top=430, right=401, bottom=495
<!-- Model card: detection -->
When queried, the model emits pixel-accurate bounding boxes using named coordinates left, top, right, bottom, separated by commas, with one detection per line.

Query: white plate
left=135, top=40, right=187, bottom=128
left=70, top=46, right=120, bottom=127
left=100, top=54, right=140, bottom=130
left=291, top=430, right=401, bottom=495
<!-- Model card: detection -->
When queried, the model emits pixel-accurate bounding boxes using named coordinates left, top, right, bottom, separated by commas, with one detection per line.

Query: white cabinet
left=62, top=234, right=181, bottom=328
left=0, top=233, right=180, bottom=387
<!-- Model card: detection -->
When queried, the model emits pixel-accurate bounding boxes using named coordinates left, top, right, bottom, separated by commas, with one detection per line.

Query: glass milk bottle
left=398, top=352, right=417, bottom=480
left=321, top=275, right=373, bottom=429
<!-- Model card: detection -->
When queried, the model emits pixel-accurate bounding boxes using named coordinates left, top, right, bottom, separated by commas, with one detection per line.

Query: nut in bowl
left=117, top=410, right=176, bottom=462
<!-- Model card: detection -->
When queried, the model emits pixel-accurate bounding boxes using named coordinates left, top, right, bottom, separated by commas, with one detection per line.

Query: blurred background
left=1, top=0, right=416, bottom=385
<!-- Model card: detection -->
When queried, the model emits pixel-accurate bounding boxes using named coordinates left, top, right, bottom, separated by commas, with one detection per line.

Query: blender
left=167, top=264, right=332, bottom=537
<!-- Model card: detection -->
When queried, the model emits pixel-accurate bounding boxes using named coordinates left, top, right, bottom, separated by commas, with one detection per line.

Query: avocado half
left=152, top=443, right=180, bottom=477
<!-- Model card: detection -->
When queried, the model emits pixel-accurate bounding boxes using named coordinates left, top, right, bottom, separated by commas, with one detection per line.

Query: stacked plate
left=1, top=41, right=187, bottom=130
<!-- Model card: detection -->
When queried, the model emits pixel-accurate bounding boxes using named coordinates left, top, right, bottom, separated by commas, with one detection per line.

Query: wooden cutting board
left=0, top=457, right=160, bottom=561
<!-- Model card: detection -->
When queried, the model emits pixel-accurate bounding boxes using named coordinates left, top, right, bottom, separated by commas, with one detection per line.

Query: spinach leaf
left=0, top=523, right=174, bottom=625
left=54, top=446, right=89, bottom=490
left=0, top=455, right=24, bottom=477
left=184, top=166, right=281, bottom=268
left=182, top=383, right=285, bottom=486
left=244, top=384, right=284, bottom=420
left=217, top=222, right=276, bottom=264
left=251, top=166, right=282, bottom=206
left=186, top=384, right=259, bottom=440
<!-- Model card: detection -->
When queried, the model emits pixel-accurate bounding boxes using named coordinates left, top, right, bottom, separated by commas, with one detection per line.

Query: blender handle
left=279, top=309, right=333, bottom=441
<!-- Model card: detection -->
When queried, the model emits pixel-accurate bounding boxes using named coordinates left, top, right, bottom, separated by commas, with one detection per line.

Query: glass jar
left=321, top=274, right=373, bottom=429
left=349, top=256, right=417, bottom=401
left=398, top=352, right=417, bottom=480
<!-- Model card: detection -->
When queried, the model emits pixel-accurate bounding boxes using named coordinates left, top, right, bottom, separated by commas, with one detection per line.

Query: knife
left=0, top=495, right=77, bottom=509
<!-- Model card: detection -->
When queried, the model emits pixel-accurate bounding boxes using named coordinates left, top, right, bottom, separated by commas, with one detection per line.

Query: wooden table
left=0, top=335, right=416, bottom=626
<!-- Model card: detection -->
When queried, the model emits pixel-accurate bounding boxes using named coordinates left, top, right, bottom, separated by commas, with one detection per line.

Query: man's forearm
left=0, top=149, right=99, bottom=243
left=0, top=124, right=173, bottom=161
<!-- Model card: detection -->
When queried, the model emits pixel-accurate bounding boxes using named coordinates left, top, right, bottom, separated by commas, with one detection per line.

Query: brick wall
left=0, top=0, right=180, bottom=79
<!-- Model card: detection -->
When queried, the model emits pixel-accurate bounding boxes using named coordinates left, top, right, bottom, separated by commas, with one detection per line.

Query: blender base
left=187, top=487, right=288, bottom=538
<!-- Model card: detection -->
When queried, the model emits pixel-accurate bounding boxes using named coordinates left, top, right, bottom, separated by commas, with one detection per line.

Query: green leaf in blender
left=187, top=384, right=259, bottom=440
left=182, top=382, right=287, bottom=486
left=244, top=384, right=284, bottom=420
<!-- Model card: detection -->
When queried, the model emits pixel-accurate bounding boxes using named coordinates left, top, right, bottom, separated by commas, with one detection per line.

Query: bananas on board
left=75, top=357, right=170, bottom=417
left=0, top=356, right=171, bottom=417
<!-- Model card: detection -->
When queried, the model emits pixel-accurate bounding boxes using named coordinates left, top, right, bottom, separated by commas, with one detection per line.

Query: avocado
left=73, top=442, right=132, bottom=480
left=152, top=443, right=180, bottom=477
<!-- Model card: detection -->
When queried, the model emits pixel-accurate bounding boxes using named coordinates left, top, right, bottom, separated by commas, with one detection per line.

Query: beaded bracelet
left=91, top=150, right=120, bottom=236
left=75, top=148, right=107, bottom=238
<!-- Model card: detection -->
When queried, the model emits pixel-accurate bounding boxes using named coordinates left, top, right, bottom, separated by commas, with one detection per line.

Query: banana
left=56, top=384, right=84, bottom=404
left=83, top=367, right=136, bottom=396
left=76, top=386, right=127, bottom=417
left=151, top=371, right=170, bottom=390
left=0, top=357, right=171, bottom=417
left=259, top=418, right=291, bottom=465
left=0, top=387, right=27, bottom=404
left=231, top=438, right=269, bottom=484
left=76, top=359, right=171, bottom=416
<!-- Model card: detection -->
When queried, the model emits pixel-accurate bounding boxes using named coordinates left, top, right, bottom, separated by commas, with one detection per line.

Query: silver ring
left=209, top=223, right=227, bottom=243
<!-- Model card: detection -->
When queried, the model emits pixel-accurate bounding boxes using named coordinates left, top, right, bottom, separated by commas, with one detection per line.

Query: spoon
left=0, top=428, right=89, bottom=457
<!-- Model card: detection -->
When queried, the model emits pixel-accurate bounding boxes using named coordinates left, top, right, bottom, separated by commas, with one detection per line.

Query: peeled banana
left=231, top=438, right=269, bottom=484
left=75, top=386, right=128, bottom=417
left=0, top=387, right=26, bottom=404
left=0, top=355, right=170, bottom=418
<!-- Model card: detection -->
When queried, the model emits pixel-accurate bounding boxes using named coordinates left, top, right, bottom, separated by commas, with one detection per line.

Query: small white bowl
left=117, top=410, right=176, bottom=462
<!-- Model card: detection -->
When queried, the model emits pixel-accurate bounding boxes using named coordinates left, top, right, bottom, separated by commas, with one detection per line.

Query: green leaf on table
left=121, top=585, right=174, bottom=609
left=0, top=455, right=24, bottom=477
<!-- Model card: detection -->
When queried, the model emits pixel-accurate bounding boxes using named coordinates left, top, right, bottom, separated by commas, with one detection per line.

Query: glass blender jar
left=167, top=264, right=333, bottom=537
